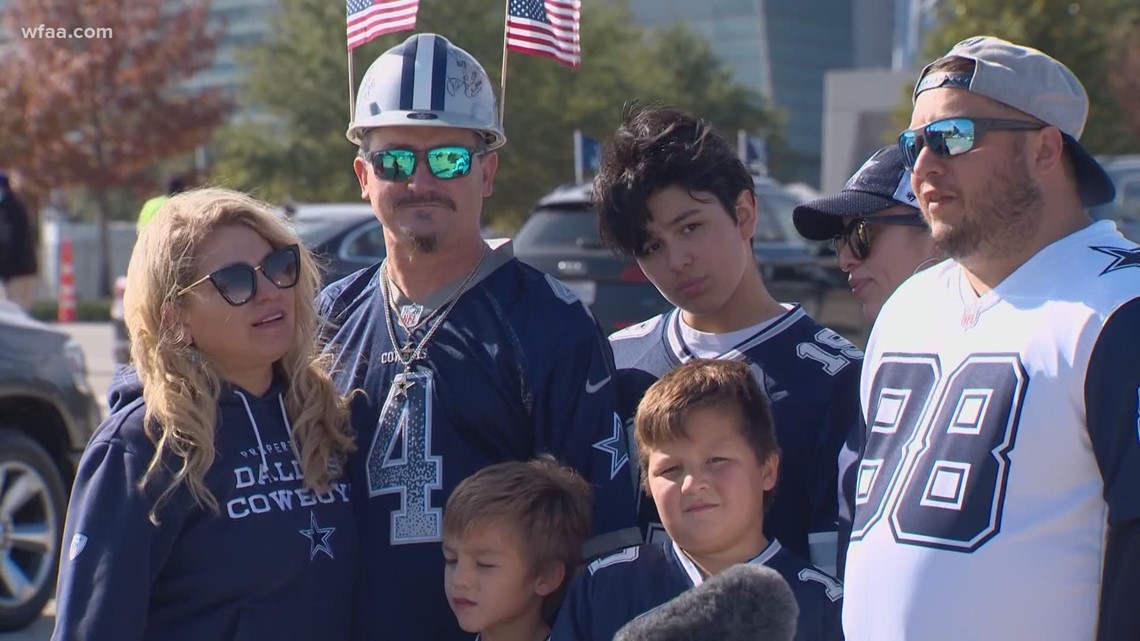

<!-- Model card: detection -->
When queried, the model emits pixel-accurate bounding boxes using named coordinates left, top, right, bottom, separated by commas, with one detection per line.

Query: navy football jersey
left=550, top=539, right=844, bottom=641
left=610, top=305, right=862, bottom=571
left=319, top=244, right=641, bottom=641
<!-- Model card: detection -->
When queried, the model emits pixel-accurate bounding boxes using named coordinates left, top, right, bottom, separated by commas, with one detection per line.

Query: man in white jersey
left=842, top=36, right=1140, bottom=641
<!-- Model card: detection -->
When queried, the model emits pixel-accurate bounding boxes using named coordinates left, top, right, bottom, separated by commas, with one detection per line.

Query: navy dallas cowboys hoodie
left=52, top=368, right=357, bottom=641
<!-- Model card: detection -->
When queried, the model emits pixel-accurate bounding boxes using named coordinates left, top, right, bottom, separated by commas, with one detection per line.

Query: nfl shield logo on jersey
left=399, top=303, right=424, bottom=327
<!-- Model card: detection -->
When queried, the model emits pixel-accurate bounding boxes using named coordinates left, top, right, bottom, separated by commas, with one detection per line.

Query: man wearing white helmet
left=319, top=33, right=641, bottom=640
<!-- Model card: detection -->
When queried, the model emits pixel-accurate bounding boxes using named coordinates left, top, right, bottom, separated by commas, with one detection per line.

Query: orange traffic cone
left=58, top=239, right=76, bottom=323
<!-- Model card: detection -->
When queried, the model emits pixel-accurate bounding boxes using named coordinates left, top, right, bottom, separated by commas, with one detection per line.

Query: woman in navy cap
left=793, top=145, right=943, bottom=325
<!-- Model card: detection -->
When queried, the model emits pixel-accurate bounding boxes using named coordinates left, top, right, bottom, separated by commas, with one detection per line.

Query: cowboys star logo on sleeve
left=1091, top=245, right=1140, bottom=275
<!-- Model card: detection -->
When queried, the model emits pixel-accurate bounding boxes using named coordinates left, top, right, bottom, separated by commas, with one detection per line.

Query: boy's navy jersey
left=52, top=371, right=357, bottom=641
left=550, top=539, right=844, bottom=641
left=610, top=305, right=862, bottom=569
left=318, top=245, right=641, bottom=641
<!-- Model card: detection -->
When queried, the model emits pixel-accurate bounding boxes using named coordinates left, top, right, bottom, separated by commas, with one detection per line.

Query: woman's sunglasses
left=898, top=117, right=1046, bottom=169
left=834, top=215, right=927, bottom=261
left=365, top=145, right=481, bottom=182
left=176, top=244, right=300, bottom=307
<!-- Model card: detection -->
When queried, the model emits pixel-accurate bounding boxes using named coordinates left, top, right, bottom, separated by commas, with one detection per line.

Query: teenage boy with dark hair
left=595, top=105, right=861, bottom=575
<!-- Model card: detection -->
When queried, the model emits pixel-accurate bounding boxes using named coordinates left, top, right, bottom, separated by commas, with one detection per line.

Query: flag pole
left=348, top=48, right=357, bottom=123
left=499, top=0, right=510, bottom=126
left=573, top=130, right=584, bottom=184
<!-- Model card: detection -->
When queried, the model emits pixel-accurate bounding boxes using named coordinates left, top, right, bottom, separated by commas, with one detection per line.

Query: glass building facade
left=624, top=0, right=861, bottom=186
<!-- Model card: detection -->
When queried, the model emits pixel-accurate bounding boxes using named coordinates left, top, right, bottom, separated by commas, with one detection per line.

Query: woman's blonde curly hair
left=124, top=187, right=355, bottom=523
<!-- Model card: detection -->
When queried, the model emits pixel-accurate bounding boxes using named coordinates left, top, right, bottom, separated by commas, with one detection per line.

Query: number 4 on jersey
left=367, top=370, right=444, bottom=545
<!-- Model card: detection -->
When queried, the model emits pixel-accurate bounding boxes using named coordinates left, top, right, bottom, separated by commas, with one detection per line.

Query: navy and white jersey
left=319, top=242, right=641, bottom=641
left=844, top=220, right=1140, bottom=641
left=550, top=539, right=844, bottom=641
left=610, top=305, right=863, bottom=571
left=52, top=371, right=357, bottom=641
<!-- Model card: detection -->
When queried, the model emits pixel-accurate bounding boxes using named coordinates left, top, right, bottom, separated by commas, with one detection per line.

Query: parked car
left=0, top=301, right=101, bottom=631
left=512, top=177, right=842, bottom=334
left=288, top=203, right=387, bottom=285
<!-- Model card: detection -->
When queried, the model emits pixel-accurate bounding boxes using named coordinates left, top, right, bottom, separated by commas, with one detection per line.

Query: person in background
left=793, top=145, right=943, bottom=326
left=792, top=145, right=943, bottom=576
left=136, top=176, right=187, bottom=234
left=0, top=172, right=40, bottom=309
left=53, top=188, right=358, bottom=641
left=443, top=456, right=592, bottom=641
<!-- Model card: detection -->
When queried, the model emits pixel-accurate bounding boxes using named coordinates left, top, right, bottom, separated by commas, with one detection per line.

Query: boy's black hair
left=592, top=104, right=754, bottom=257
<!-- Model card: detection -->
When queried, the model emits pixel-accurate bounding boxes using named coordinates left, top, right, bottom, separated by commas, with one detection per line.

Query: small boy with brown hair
left=550, top=359, right=844, bottom=641
left=444, top=455, right=593, bottom=641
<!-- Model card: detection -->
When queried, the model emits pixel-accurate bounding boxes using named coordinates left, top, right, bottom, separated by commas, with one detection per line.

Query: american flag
left=506, top=0, right=582, bottom=68
left=347, top=0, right=419, bottom=51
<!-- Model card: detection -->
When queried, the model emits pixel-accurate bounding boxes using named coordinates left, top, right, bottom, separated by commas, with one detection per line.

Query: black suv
left=512, top=178, right=844, bottom=334
left=0, top=302, right=101, bottom=631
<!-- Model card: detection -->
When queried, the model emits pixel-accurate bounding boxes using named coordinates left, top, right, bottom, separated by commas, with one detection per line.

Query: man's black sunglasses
left=834, top=215, right=926, bottom=261
left=177, top=244, right=300, bottom=307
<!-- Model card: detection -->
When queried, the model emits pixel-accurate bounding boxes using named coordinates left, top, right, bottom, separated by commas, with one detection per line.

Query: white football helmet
left=347, top=33, right=506, bottom=151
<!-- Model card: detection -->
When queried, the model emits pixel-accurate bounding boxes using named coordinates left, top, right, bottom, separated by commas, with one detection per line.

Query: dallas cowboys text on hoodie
left=51, top=368, right=358, bottom=641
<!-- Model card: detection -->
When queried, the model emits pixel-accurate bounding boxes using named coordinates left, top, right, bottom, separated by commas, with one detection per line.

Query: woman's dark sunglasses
left=898, top=117, right=1046, bottom=169
left=177, top=244, right=300, bottom=306
left=834, top=215, right=927, bottom=261
left=365, top=145, right=481, bottom=182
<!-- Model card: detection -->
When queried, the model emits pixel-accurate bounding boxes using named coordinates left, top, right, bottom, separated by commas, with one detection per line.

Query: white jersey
left=843, top=221, right=1140, bottom=641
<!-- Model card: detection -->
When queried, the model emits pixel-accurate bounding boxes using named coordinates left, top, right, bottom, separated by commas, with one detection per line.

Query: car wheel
left=0, top=429, right=67, bottom=632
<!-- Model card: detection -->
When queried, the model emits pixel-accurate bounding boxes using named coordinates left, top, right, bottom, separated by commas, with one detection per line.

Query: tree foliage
left=899, top=0, right=1140, bottom=155
left=211, top=0, right=781, bottom=230
left=1105, top=6, right=1140, bottom=141
left=0, top=0, right=231, bottom=292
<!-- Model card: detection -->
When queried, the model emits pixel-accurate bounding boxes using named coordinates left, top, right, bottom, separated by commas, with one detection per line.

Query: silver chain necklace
left=380, top=245, right=488, bottom=395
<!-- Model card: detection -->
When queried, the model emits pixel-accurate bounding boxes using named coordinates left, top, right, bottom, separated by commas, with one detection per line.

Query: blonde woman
left=52, top=188, right=357, bottom=641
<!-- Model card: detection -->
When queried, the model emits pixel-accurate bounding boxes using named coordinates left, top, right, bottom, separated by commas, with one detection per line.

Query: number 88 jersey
left=843, top=221, right=1140, bottom=641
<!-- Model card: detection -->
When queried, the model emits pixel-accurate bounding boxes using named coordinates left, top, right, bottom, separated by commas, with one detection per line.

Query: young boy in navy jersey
left=443, top=456, right=593, bottom=641
left=550, top=359, right=844, bottom=641
left=594, top=105, right=861, bottom=574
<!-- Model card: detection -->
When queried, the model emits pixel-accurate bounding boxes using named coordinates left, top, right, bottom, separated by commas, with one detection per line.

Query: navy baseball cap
left=793, top=146, right=921, bottom=241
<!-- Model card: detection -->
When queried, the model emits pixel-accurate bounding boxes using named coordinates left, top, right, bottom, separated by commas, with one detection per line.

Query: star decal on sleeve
left=592, top=413, right=631, bottom=480
left=300, top=511, right=336, bottom=561
left=1091, top=245, right=1140, bottom=275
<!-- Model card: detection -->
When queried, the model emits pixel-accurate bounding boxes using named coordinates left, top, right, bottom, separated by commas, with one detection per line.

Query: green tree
left=891, top=0, right=1139, bottom=155
left=0, top=0, right=230, bottom=294
left=211, top=0, right=780, bottom=230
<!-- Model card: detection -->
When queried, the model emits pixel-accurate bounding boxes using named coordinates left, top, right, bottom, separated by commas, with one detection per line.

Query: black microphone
left=613, top=564, right=799, bottom=641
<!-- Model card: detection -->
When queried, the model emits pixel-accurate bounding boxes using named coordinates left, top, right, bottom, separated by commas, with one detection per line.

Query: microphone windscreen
left=613, top=563, right=799, bottom=641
